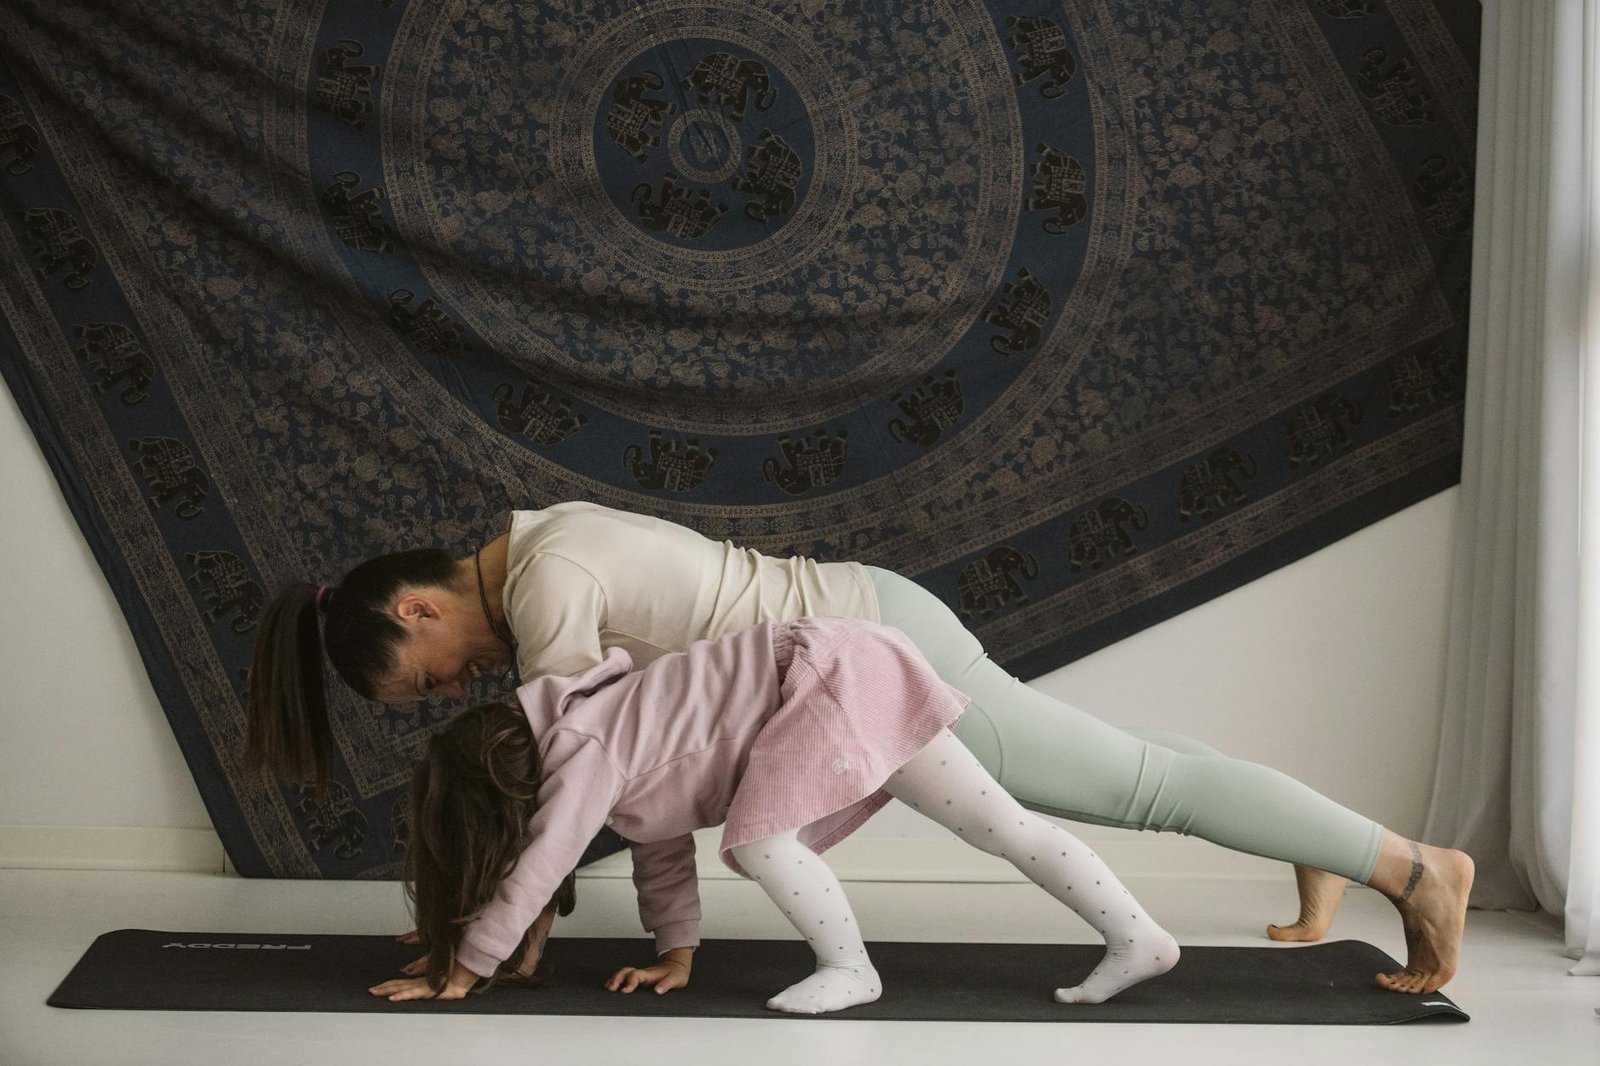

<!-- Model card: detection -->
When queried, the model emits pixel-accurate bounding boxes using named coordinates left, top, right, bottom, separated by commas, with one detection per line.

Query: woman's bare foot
left=1371, top=840, right=1475, bottom=994
left=1267, top=865, right=1347, bottom=942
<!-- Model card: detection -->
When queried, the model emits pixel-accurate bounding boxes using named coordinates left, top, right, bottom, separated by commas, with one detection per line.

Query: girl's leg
left=729, top=832, right=882, bottom=1014
left=868, top=566, right=1384, bottom=881
left=885, top=728, right=1178, bottom=1003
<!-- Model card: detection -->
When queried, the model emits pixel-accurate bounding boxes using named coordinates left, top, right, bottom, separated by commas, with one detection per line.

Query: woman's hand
left=605, top=947, right=693, bottom=995
left=513, top=899, right=560, bottom=976
left=369, top=960, right=478, bottom=1001
left=396, top=928, right=426, bottom=974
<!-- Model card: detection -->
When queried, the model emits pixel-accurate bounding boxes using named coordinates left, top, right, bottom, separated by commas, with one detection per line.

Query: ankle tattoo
left=1399, top=842, right=1424, bottom=901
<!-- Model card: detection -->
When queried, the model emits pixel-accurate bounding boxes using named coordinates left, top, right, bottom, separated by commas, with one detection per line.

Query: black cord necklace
left=474, top=547, right=515, bottom=650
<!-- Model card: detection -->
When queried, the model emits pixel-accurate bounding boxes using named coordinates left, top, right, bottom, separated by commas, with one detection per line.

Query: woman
left=247, top=501, right=1472, bottom=995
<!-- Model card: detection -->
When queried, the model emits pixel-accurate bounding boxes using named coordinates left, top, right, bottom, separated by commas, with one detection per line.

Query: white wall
left=0, top=380, right=1455, bottom=873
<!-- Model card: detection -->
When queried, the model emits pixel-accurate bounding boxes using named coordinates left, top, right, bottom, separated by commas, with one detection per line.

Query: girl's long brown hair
left=244, top=549, right=459, bottom=791
left=406, top=702, right=576, bottom=992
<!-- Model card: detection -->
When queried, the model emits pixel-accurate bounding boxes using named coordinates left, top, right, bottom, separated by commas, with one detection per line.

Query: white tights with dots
left=729, top=728, right=1180, bottom=1014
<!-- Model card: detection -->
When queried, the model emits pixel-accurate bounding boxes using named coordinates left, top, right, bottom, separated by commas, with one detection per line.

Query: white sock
left=760, top=961, right=881, bottom=1015
left=884, top=729, right=1180, bottom=1004
left=730, top=832, right=883, bottom=1014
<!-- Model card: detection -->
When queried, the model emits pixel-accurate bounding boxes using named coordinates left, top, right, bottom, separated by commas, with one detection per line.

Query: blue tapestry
left=0, top=0, right=1479, bottom=876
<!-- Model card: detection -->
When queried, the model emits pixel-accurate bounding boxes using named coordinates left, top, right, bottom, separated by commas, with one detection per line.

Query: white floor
left=1, top=866, right=1594, bottom=1066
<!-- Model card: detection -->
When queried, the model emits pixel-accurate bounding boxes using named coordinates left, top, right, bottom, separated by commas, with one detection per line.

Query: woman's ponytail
left=244, top=548, right=461, bottom=792
left=245, top=582, right=333, bottom=790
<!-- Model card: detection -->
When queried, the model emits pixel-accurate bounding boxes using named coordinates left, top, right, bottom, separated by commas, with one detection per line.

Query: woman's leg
left=868, top=567, right=1473, bottom=992
left=885, top=729, right=1178, bottom=1003
left=868, top=566, right=1383, bottom=880
left=1125, top=729, right=1348, bottom=942
left=730, top=832, right=881, bottom=1014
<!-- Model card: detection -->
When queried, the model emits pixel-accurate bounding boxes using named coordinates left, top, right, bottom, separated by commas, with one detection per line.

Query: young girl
left=369, top=617, right=1179, bottom=1012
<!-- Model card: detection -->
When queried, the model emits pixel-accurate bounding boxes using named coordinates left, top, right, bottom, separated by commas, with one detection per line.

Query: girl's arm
left=628, top=834, right=702, bottom=954
left=605, top=834, right=702, bottom=995
left=456, top=733, right=623, bottom=979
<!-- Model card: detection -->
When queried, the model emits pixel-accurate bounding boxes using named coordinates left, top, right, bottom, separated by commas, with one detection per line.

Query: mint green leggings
left=868, top=568, right=1385, bottom=883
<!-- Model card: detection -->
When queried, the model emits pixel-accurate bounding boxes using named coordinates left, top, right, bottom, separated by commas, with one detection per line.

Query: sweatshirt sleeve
left=506, top=553, right=608, bottom=681
left=456, top=733, right=623, bottom=978
left=627, top=835, right=702, bottom=955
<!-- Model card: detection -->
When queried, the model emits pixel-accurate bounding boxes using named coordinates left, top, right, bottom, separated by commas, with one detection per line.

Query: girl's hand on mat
left=369, top=961, right=478, bottom=1001
left=395, top=928, right=421, bottom=945
left=605, top=948, right=693, bottom=995
left=401, top=954, right=427, bottom=976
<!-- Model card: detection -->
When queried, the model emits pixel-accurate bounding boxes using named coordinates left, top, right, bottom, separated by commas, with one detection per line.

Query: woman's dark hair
left=245, top=548, right=460, bottom=790
left=407, top=702, right=577, bottom=992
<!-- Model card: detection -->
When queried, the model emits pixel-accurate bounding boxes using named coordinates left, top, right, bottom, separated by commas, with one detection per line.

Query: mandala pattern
left=0, top=0, right=1479, bottom=876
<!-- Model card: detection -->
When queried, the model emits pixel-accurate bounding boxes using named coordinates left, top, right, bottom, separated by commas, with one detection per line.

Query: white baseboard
left=0, top=825, right=226, bottom=873
left=0, top=824, right=1286, bottom=882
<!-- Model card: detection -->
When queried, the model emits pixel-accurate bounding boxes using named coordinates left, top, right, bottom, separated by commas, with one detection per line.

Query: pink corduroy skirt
left=718, top=616, right=971, bottom=876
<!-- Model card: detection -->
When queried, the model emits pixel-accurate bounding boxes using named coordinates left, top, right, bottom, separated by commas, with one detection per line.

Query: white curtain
left=1424, top=0, right=1599, bottom=974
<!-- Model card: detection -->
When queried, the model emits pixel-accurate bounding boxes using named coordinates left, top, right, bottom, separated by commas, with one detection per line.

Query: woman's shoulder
left=511, top=500, right=610, bottom=528
left=508, top=503, right=612, bottom=558
left=515, top=501, right=673, bottom=538
left=512, top=502, right=713, bottom=558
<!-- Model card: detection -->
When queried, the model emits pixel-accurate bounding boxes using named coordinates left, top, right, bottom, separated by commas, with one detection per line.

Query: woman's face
left=372, top=591, right=511, bottom=703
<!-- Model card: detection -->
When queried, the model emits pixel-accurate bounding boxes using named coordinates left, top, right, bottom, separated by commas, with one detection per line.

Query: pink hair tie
left=314, top=585, right=332, bottom=612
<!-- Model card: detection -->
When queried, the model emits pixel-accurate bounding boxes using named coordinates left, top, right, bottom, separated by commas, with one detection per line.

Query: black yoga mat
left=49, top=931, right=1467, bottom=1023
